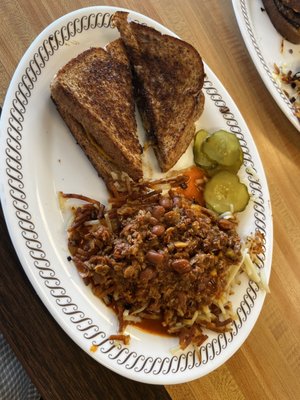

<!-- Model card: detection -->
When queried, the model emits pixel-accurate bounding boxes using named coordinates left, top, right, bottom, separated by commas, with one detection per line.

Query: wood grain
left=1, top=1, right=300, bottom=399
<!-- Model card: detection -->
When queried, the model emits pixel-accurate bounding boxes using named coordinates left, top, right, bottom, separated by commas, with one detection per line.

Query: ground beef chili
left=64, top=175, right=243, bottom=350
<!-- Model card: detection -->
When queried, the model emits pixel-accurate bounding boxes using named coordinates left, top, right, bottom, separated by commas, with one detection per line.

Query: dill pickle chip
left=206, top=149, right=244, bottom=177
left=202, top=130, right=241, bottom=167
left=204, top=171, right=250, bottom=214
left=193, top=130, right=217, bottom=169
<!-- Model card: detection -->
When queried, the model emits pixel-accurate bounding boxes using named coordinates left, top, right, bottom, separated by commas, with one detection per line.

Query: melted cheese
left=85, top=130, right=113, bottom=162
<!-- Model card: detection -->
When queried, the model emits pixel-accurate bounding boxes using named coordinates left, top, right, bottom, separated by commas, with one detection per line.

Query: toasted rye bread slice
left=50, top=39, right=143, bottom=181
left=263, top=0, right=300, bottom=43
left=113, top=11, right=205, bottom=172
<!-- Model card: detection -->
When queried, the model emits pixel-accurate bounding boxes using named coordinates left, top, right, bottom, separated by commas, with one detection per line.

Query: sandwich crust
left=113, top=11, right=205, bottom=172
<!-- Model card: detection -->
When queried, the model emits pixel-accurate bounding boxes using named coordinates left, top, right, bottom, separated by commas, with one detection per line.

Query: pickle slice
left=193, top=130, right=217, bottom=169
left=204, top=171, right=250, bottom=213
left=202, top=130, right=241, bottom=167
left=207, top=149, right=244, bottom=177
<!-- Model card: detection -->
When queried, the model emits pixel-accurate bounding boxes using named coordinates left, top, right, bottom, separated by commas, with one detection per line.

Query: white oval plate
left=232, top=0, right=300, bottom=132
left=0, top=6, right=273, bottom=384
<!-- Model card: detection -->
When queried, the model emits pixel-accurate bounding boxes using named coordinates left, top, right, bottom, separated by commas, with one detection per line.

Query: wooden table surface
left=0, top=0, right=299, bottom=399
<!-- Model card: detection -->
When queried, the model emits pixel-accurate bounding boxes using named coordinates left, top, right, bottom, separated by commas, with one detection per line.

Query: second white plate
left=232, top=0, right=300, bottom=131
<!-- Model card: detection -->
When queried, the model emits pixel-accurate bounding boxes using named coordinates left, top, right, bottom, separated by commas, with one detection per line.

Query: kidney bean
left=172, top=196, right=182, bottom=207
left=151, top=225, right=165, bottom=236
left=152, top=205, right=165, bottom=219
left=159, top=197, right=173, bottom=210
left=146, top=250, right=164, bottom=265
left=171, top=259, right=191, bottom=274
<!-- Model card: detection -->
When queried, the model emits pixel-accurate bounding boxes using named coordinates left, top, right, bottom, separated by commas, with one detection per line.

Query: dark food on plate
left=62, top=173, right=266, bottom=352
left=50, top=39, right=143, bottom=192
left=262, top=0, right=300, bottom=44
left=113, top=11, right=205, bottom=172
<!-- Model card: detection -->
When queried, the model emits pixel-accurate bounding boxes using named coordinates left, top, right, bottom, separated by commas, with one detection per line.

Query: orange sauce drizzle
left=133, top=318, right=172, bottom=337
left=90, top=344, right=98, bottom=353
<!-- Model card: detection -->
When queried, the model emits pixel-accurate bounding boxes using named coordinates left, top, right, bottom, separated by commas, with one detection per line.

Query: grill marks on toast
left=50, top=40, right=143, bottom=182
left=113, top=11, right=205, bottom=172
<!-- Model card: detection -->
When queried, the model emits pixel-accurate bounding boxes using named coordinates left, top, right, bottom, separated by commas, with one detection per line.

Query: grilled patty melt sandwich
left=262, top=0, right=300, bottom=44
left=50, top=39, right=143, bottom=191
left=113, top=11, right=205, bottom=172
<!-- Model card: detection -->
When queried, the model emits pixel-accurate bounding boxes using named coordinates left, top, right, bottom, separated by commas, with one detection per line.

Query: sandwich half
left=50, top=39, right=143, bottom=192
left=113, top=11, right=205, bottom=172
